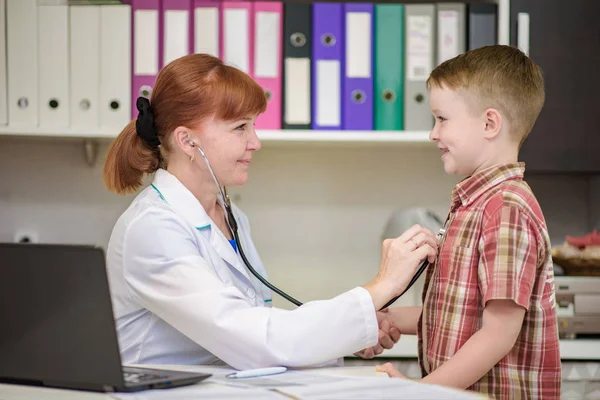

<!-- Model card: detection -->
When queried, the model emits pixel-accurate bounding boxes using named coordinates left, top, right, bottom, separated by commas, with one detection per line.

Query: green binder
left=374, top=4, right=404, bottom=130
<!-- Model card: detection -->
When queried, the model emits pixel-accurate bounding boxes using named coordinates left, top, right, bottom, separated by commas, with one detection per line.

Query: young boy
left=377, top=45, right=561, bottom=399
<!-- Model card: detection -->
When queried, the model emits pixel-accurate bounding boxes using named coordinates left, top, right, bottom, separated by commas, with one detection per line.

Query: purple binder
left=131, top=0, right=162, bottom=118
left=312, top=2, right=343, bottom=130
left=343, top=3, right=373, bottom=130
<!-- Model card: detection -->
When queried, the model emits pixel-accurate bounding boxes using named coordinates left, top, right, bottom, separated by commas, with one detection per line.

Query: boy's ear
left=483, top=108, right=502, bottom=140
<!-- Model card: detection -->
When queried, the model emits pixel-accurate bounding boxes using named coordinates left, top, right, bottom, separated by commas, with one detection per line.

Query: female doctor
left=103, top=54, right=437, bottom=370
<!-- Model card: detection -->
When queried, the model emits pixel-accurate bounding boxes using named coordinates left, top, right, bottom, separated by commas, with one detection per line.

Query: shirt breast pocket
left=439, top=245, right=479, bottom=306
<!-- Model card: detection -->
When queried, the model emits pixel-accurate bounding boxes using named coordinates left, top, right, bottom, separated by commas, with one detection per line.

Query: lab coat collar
left=151, top=169, right=247, bottom=279
left=152, top=169, right=213, bottom=229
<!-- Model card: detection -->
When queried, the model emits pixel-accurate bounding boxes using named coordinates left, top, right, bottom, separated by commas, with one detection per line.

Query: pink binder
left=253, top=1, right=282, bottom=129
left=131, top=0, right=162, bottom=118
left=220, top=0, right=253, bottom=77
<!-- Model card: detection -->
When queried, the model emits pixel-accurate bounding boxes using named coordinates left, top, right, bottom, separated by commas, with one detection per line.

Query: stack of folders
left=0, top=0, right=498, bottom=133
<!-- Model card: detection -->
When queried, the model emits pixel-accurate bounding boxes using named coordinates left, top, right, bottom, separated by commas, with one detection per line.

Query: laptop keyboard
left=123, top=371, right=169, bottom=384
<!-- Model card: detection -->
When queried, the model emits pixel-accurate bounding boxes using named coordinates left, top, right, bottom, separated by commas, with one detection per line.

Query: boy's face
left=429, top=85, right=487, bottom=176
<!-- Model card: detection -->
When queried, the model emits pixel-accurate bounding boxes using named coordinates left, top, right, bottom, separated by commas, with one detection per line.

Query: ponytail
left=103, top=120, right=160, bottom=195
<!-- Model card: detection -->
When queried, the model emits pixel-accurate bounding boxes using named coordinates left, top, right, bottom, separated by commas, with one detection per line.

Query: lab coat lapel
left=208, top=222, right=253, bottom=285
left=151, top=169, right=253, bottom=285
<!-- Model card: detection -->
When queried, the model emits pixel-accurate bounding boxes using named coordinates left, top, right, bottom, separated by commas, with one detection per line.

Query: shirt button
left=246, top=287, right=256, bottom=299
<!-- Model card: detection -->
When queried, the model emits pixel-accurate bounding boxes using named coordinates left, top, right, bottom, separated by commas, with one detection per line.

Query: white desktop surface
left=0, top=364, right=483, bottom=400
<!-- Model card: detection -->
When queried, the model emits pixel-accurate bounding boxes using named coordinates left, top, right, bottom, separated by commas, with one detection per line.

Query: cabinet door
left=511, top=0, right=600, bottom=173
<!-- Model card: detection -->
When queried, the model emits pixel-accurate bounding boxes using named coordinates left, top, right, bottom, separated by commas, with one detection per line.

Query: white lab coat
left=106, top=168, right=378, bottom=370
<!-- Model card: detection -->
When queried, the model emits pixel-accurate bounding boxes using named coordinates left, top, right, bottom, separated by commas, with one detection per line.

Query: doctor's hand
left=363, top=224, right=438, bottom=311
left=353, top=309, right=401, bottom=359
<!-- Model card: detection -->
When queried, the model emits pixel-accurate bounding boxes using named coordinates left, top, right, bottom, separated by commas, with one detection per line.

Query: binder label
left=255, top=12, right=279, bottom=78
left=407, top=15, right=432, bottom=82
left=194, top=7, right=219, bottom=57
left=346, top=12, right=371, bottom=78
left=438, top=11, right=459, bottom=64
left=134, top=10, right=159, bottom=76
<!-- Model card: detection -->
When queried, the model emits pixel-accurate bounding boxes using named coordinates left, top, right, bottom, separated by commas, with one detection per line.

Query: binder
left=0, top=0, right=7, bottom=125
left=132, top=0, right=161, bottom=118
left=38, top=0, right=69, bottom=128
left=282, top=2, right=311, bottom=129
left=253, top=1, right=282, bottom=129
left=70, top=5, right=100, bottom=130
left=374, top=4, right=404, bottom=131
left=436, top=3, right=466, bottom=65
left=467, top=3, right=497, bottom=50
left=404, top=4, right=435, bottom=131
left=100, top=4, right=132, bottom=129
left=312, top=2, right=343, bottom=130
left=221, top=0, right=253, bottom=74
left=162, top=0, right=192, bottom=66
left=343, top=3, right=373, bottom=130
left=6, top=0, right=38, bottom=127
left=194, top=0, right=220, bottom=57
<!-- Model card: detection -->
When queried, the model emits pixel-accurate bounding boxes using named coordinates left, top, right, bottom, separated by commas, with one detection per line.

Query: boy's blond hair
left=427, top=45, right=545, bottom=146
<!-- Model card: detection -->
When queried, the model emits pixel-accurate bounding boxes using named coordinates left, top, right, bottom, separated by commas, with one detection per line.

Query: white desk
left=0, top=365, right=485, bottom=399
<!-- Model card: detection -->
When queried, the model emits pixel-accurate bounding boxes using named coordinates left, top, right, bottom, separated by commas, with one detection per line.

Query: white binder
left=38, top=0, right=70, bottom=128
left=6, top=0, right=38, bottom=127
left=0, top=0, right=7, bottom=125
left=100, top=4, right=132, bottom=130
left=69, top=5, right=100, bottom=130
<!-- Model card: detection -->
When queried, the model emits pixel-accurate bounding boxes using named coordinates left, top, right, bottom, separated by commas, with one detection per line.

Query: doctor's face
left=197, top=115, right=262, bottom=187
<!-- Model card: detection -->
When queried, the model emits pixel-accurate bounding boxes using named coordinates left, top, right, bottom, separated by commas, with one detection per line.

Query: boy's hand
left=354, top=310, right=401, bottom=359
left=376, top=362, right=408, bottom=379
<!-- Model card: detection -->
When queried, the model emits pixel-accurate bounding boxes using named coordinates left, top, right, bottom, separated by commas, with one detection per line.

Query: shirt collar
left=451, top=162, right=525, bottom=209
left=151, top=168, right=213, bottom=229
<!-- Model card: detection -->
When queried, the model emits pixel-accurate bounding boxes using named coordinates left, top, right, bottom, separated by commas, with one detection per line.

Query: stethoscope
left=194, top=144, right=443, bottom=311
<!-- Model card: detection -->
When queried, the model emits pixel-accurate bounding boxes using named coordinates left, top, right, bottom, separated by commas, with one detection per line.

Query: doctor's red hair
left=103, top=53, right=267, bottom=195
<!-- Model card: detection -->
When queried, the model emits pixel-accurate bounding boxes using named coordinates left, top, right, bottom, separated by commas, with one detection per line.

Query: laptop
left=0, top=243, right=211, bottom=392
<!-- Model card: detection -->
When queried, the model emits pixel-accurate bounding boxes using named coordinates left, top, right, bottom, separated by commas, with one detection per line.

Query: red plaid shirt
left=418, top=163, right=561, bottom=399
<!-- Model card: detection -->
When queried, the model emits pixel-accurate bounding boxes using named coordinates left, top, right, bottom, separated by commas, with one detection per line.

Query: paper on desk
left=275, top=376, right=487, bottom=400
left=110, top=382, right=284, bottom=400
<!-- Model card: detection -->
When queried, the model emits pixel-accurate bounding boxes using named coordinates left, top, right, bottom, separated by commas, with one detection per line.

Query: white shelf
left=257, top=130, right=432, bottom=146
left=0, top=126, right=120, bottom=139
left=355, top=336, right=600, bottom=361
left=0, top=127, right=433, bottom=145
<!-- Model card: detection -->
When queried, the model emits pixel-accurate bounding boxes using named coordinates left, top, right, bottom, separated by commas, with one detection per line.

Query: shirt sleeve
left=477, top=197, right=540, bottom=310
left=121, top=206, right=379, bottom=370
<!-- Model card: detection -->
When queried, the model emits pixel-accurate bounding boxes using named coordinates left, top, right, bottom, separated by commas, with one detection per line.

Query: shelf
left=0, top=127, right=433, bottom=145
left=0, top=126, right=120, bottom=139
left=355, top=336, right=600, bottom=361
left=257, top=130, right=432, bottom=146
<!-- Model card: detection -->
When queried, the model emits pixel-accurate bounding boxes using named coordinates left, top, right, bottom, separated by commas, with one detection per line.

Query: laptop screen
left=0, top=243, right=125, bottom=388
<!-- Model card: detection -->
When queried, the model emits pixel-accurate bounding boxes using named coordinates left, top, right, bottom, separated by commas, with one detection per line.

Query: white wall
left=0, top=136, right=595, bottom=310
